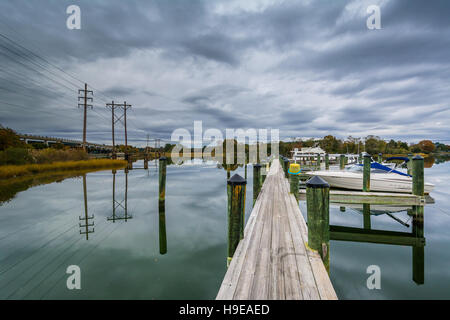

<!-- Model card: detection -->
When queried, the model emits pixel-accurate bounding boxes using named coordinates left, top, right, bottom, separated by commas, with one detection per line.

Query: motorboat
left=304, top=157, right=434, bottom=194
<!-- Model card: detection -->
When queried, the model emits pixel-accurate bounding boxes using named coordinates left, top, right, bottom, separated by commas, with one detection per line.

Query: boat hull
left=305, top=171, right=434, bottom=194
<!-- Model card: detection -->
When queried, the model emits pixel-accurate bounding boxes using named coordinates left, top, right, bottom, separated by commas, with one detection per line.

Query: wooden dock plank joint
left=216, top=159, right=337, bottom=300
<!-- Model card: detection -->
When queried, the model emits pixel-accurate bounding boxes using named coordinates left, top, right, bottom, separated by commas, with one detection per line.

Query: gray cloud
left=0, top=0, right=449, bottom=144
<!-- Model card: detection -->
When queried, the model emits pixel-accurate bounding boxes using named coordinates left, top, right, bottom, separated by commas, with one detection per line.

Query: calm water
left=0, top=158, right=449, bottom=299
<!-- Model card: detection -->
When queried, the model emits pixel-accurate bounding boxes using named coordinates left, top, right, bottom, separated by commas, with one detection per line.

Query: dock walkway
left=216, top=159, right=337, bottom=300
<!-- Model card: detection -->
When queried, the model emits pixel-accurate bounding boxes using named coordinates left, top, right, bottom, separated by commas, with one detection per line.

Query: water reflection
left=107, top=169, right=132, bottom=223
left=330, top=203, right=425, bottom=285
left=159, top=158, right=167, bottom=255
left=79, top=174, right=95, bottom=240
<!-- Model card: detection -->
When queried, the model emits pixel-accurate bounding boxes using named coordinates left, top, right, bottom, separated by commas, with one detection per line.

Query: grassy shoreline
left=0, top=159, right=128, bottom=180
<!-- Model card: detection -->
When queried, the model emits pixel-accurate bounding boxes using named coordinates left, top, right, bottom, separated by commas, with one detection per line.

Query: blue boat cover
left=357, top=162, right=412, bottom=177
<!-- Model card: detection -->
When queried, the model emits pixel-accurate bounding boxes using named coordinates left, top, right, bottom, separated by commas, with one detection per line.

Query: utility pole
left=78, top=83, right=93, bottom=151
left=122, top=102, right=131, bottom=158
left=106, top=101, right=121, bottom=159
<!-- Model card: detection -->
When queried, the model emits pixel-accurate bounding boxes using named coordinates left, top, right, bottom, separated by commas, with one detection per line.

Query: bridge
left=18, top=133, right=113, bottom=151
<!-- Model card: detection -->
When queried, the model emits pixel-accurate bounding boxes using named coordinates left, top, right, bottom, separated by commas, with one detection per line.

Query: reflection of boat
left=341, top=204, right=410, bottom=215
left=306, top=158, right=435, bottom=194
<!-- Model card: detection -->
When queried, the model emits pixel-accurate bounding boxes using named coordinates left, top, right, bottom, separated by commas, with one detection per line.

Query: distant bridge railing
left=18, top=133, right=113, bottom=150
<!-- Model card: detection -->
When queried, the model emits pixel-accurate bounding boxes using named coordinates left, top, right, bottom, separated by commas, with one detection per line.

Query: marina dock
left=216, top=159, right=337, bottom=300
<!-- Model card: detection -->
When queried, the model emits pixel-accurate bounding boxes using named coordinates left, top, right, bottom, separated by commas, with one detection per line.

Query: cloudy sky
left=0, top=0, right=449, bottom=146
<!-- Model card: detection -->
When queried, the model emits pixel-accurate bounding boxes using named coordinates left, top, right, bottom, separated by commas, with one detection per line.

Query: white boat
left=305, top=170, right=434, bottom=194
left=305, top=158, right=434, bottom=194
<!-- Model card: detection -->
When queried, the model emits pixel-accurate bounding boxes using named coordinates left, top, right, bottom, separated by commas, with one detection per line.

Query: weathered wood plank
left=216, top=159, right=337, bottom=300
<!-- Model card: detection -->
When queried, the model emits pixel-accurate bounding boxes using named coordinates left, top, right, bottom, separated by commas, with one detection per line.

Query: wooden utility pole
left=106, top=101, right=120, bottom=159
left=78, top=83, right=93, bottom=151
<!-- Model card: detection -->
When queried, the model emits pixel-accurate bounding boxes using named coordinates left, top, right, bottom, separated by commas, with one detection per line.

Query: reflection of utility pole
left=79, top=174, right=95, bottom=240
left=78, top=83, right=93, bottom=151
left=107, top=169, right=133, bottom=222
left=159, top=157, right=167, bottom=255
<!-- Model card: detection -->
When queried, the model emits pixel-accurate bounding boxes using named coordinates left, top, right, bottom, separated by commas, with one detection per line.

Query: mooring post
left=378, top=153, right=383, bottom=163
left=159, top=157, right=167, bottom=255
left=227, top=174, right=247, bottom=265
left=363, top=153, right=371, bottom=192
left=253, top=164, right=262, bottom=205
left=325, top=153, right=329, bottom=170
left=411, top=155, right=425, bottom=284
left=283, top=158, right=290, bottom=178
left=316, top=153, right=321, bottom=170
left=363, top=203, right=371, bottom=229
left=340, top=154, right=345, bottom=170
left=261, top=164, right=267, bottom=184
left=144, top=158, right=149, bottom=170
left=306, top=176, right=330, bottom=271
left=358, top=153, right=362, bottom=164
left=407, top=153, right=413, bottom=176
left=289, top=163, right=301, bottom=201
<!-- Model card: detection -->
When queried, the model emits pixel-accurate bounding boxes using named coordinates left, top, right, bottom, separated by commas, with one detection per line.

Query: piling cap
left=254, top=163, right=262, bottom=168
left=363, top=152, right=371, bottom=158
left=379, top=153, right=383, bottom=156
left=159, top=156, right=168, bottom=161
left=228, top=174, right=247, bottom=185
left=306, top=176, right=330, bottom=188
left=412, top=155, right=424, bottom=160
left=288, top=163, right=301, bottom=175
left=283, top=158, right=290, bottom=163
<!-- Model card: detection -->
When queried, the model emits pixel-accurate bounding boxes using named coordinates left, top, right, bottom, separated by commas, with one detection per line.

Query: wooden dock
left=216, top=159, right=337, bottom=300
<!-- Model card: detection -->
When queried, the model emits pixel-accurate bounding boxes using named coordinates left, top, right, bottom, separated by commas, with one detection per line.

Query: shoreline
left=0, top=159, right=128, bottom=180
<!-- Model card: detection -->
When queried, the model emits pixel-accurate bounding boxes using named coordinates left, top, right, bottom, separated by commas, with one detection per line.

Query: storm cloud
left=0, top=0, right=449, bottom=145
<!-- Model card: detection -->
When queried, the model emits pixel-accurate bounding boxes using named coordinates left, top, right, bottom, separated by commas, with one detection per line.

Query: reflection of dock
left=298, top=189, right=425, bottom=205
left=217, top=159, right=337, bottom=300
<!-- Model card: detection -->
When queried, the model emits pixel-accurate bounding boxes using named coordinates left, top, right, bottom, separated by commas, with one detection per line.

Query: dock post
left=325, top=153, right=329, bottom=170
left=363, top=203, right=371, bottom=229
left=340, top=154, right=345, bottom=170
left=245, top=163, right=247, bottom=179
left=261, top=164, right=267, bottom=184
left=159, top=157, right=167, bottom=255
left=316, top=153, right=321, bottom=170
left=412, top=155, right=424, bottom=197
left=412, top=156, right=425, bottom=284
left=253, top=164, right=262, bottom=205
left=283, top=158, right=290, bottom=178
left=407, top=153, right=413, bottom=176
left=358, top=153, right=362, bottom=164
left=363, top=154, right=371, bottom=192
left=144, top=158, right=149, bottom=170
left=306, top=176, right=330, bottom=271
left=227, top=174, right=247, bottom=265
left=378, top=153, right=383, bottom=163
left=289, top=163, right=301, bottom=201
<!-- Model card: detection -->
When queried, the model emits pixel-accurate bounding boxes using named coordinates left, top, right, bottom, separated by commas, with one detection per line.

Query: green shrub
left=0, top=148, right=33, bottom=165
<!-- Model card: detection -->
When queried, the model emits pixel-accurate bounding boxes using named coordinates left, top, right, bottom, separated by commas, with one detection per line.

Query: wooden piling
left=407, top=153, right=413, bottom=176
left=325, top=153, right=329, bottom=170
left=306, top=176, right=330, bottom=271
left=159, top=157, right=167, bottom=255
left=289, top=163, right=300, bottom=201
left=363, top=203, right=371, bottom=229
left=227, top=174, right=247, bottom=264
left=363, top=154, right=371, bottom=192
left=144, top=158, right=149, bottom=170
left=378, top=153, right=383, bottom=163
left=283, top=158, right=290, bottom=178
left=253, top=164, right=262, bottom=205
left=340, top=154, right=345, bottom=170
left=412, top=155, right=424, bottom=197
left=316, top=153, right=321, bottom=170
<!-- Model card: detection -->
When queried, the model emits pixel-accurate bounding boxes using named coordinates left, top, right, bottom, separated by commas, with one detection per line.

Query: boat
left=305, top=157, right=435, bottom=194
